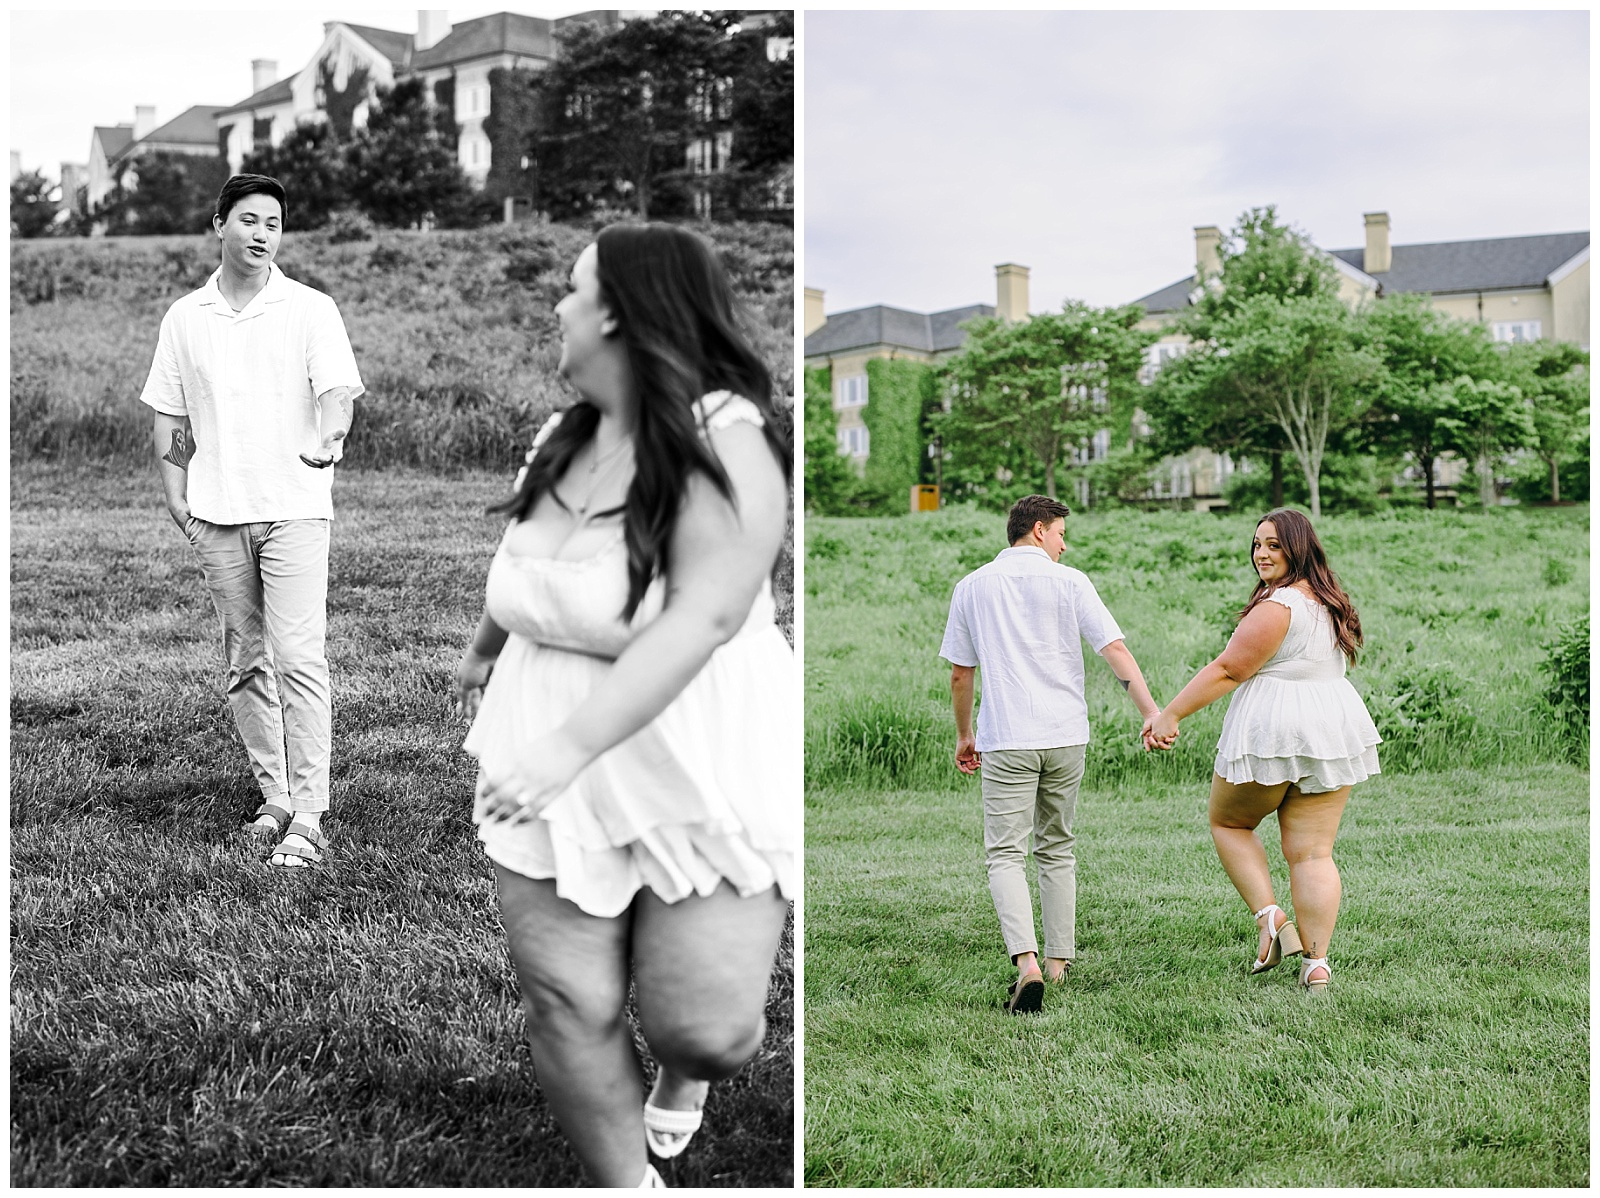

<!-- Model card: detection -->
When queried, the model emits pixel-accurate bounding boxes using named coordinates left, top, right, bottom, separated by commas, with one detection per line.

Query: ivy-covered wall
left=863, top=358, right=937, bottom=505
left=805, top=365, right=861, bottom=514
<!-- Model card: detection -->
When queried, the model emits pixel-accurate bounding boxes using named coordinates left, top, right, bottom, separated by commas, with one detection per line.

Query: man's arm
left=1098, top=639, right=1160, bottom=722
left=301, top=385, right=358, bottom=468
left=951, top=663, right=980, bottom=774
left=153, top=411, right=194, bottom=531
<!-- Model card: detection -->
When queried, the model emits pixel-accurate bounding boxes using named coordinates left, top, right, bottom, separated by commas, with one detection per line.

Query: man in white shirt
left=939, top=495, right=1162, bottom=1013
left=141, top=173, right=364, bottom=869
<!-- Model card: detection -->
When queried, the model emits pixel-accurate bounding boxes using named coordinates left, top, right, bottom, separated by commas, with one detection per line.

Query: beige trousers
left=187, top=517, right=332, bottom=813
left=980, top=745, right=1087, bottom=962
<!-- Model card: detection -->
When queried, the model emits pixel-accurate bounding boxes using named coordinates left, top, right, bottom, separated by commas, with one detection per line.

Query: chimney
left=1364, top=211, right=1391, bottom=274
left=995, top=263, right=1030, bottom=323
left=804, top=287, right=826, bottom=337
left=134, top=105, right=156, bottom=140
left=416, top=10, right=451, bottom=51
left=252, top=59, right=277, bottom=95
left=1194, top=225, right=1222, bottom=281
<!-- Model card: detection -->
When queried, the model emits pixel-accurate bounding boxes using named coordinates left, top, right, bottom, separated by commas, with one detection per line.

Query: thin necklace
left=571, top=436, right=633, bottom=517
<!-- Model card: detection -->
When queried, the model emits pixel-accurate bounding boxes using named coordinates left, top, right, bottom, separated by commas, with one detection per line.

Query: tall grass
left=804, top=505, right=1589, bottom=789
left=10, top=219, right=793, bottom=468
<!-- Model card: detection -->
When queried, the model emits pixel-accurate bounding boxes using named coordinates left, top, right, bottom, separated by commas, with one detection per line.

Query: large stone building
left=212, top=12, right=628, bottom=189
left=87, top=105, right=228, bottom=212
left=802, top=265, right=1027, bottom=462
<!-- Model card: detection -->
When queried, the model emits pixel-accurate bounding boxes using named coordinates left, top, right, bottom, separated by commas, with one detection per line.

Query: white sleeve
left=1075, top=574, right=1125, bottom=652
left=938, top=585, right=979, bottom=667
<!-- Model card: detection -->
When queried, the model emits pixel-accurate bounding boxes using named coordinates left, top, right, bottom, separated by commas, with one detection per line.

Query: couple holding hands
left=941, top=495, right=1381, bottom=1014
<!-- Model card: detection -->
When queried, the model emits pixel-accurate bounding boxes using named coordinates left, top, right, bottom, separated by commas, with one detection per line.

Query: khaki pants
left=981, top=745, right=1086, bottom=962
left=187, top=518, right=332, bottom=813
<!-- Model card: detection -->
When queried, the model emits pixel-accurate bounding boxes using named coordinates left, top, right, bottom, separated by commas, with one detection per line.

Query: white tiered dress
left=1214, top=586, right=1381, bottom=794
left=464, top=393, right=797, bottom=917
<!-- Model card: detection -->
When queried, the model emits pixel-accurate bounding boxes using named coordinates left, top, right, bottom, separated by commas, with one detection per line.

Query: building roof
left=142, top=105, right=229, bottom=146
left=92, top=125, right=134, bottom=160
left=1327, top=230, right=1590, bottom=295
left=216, top=77, right=296, bottom=118
left=342, top=22, right=415, bottom=69
left=804, top=302, right=996, bottom=357
left=1135, top=229, right=1592, bottom=314
left=414, top=12, right=559, bottom=68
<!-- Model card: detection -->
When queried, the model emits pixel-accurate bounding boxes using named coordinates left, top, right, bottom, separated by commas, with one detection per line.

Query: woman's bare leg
left=1209, top=775, right=1295, bottom=961
left=494, top=865, right=648, bottom=1188
left=631, top=884, right=790, bottom=1124
left=1277, top=785, right=1352, bottom=964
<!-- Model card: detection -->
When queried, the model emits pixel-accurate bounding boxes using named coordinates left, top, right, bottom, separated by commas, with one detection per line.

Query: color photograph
left=803, top=9, right=1588, bottom=1187
left=11, top=8, right=795, bottom=1188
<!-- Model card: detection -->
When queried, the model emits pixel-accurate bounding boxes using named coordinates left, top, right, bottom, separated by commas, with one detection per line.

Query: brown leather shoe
left=1006, top=967, right=1045, bottom=1014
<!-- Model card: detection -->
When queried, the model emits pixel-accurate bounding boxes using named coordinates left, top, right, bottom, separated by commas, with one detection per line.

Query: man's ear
left=213, top=214, right=224, bottom=238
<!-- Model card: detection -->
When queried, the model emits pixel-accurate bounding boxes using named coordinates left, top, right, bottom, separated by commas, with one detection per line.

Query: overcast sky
left=9, top=6, right=582, bottom=184
left=805, top=9, right=1590, bottom=316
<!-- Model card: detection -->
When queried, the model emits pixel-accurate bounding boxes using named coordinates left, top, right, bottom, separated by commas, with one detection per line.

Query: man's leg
left=257, top=519, right=332, bottom=866
left=188, top=520, right=290, bottom=812
left=980, top=748, right=1043, bottom=966
left=1034, top=744, right=1086, bottom=979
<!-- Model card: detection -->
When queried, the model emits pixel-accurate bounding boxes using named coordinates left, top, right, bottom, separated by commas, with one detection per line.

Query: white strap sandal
left=1250, top=903, right=1304, bottom=974
left=638, top=1162, right=666, bottom=1187
left=1299, top=956, right=1331, bottom=992
left=643, top=1102, right=704, bottom=1159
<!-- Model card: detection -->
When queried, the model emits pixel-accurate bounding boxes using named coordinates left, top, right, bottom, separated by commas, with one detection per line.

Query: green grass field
left=804, top=505, right=1589, bottom=1187
left=10, top=462, right=793, bottom=1187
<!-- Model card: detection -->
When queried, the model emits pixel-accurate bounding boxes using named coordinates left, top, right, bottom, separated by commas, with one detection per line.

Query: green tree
left=10, top=170, right=59, bottom=238
left=1438, top=375, right=1535, bottom=508
left=1157, top=208, right=1374, bottom=518
left=937, top=302, right=1151, bottom=504
left=530, top=12, right=733, bottom=220
left=1364, top=293, right=1501, bottom=508
left=347, top=77, right=476, bottom=228
left=1503, top=340, right=1590, bottom=503
left=804, top=366, right=860, bottom=515
left=97, top=151, right=230, bottom=235
left=240, top=123, right=350, bottom=230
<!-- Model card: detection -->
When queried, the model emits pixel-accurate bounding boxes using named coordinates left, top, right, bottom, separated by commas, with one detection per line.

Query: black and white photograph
left=11, top=7, right=795, bottom=1187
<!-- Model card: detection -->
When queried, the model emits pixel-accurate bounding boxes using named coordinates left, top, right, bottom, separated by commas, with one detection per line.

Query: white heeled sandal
left=643, top=1101, right=704, bottom=1159
left=1249, top=903, right=1304, bottom=974
left=1299, top=956, right=1331, bottom=993
left=638, top=1162, right=666, bottom=1187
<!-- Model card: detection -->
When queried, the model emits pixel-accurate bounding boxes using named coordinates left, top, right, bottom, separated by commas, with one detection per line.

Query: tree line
left=9, top=11, right=792, bottom=239
left=807, top=207, right=1589, bottom=517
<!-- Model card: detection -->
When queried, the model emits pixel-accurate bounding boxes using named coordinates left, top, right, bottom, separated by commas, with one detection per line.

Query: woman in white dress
left=1145, top=508, right=1379, bottom=993
left=453, top=224, right=795, bottom=1186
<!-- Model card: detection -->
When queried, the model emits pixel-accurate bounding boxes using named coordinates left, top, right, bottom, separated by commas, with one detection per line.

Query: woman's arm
left=455, top=609, right=511, bottom=720
left=1147, top=599, right=1291, bottom=746
left=479, top=419, right=787, bottom=820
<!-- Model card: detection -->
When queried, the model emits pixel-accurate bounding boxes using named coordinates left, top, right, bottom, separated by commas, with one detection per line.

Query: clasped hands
left=1141, top=709, right=1180, bottom=752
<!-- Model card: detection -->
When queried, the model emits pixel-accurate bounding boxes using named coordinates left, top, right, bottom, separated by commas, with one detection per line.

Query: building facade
left=86, top=105, right=226, bottom=212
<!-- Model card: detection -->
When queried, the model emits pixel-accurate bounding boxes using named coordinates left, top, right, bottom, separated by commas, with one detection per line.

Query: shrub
left=325, top=209, right=376, bottom=243
left=1363, top=662, right=1478, bottom=771
left=1541, top=615, right=1589, bottom=760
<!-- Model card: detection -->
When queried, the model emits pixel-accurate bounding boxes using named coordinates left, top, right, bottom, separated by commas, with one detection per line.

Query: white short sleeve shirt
left=140, top=264, right=365, bottom=524
left=939, top=545, right=1125, bottom=751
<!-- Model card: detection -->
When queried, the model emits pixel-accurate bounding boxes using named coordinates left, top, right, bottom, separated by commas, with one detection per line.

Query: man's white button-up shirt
left=140, top=264, right=365, bottom=525
left=939, top=545, right=1124, bottom=751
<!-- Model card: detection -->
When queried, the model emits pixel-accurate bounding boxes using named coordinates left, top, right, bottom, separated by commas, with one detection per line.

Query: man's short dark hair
left=216, top=174, right=287, bottom=226
left=1007, top=494, right=1071, bottom=545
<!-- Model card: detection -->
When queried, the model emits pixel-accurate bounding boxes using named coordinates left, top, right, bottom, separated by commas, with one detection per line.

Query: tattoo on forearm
left=162, top=420, right=195, bottom=470
left=1119, top=678, right=1131, bottom=692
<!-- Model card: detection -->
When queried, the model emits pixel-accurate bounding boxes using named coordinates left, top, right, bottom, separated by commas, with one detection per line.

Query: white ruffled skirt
left=1215, top=674, right=1381, bottom=794
left=464, top=626, right=798, bottom=918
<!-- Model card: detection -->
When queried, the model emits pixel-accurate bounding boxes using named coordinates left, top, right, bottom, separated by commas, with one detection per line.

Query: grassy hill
left=10, top=219, right=793, bottom=468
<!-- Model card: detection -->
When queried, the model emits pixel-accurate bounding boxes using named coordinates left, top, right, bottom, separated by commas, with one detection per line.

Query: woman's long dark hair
left=1239, top=508, right=1363, bottom=664
left=494, top=223, right=790, bottom=620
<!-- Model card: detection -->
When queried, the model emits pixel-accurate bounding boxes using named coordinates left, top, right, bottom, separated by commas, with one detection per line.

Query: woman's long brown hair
left=1239, top=507, right=1363, bottom=664
left=491, top=223, right=788, bottom=620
